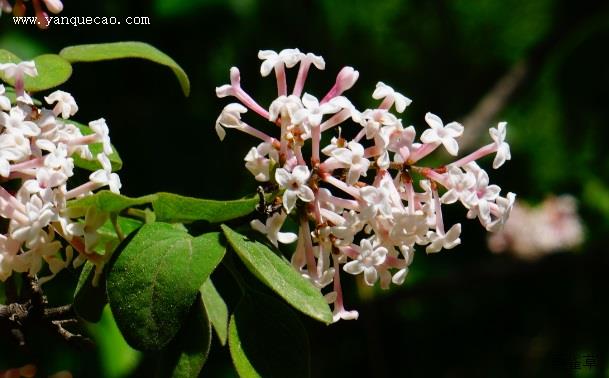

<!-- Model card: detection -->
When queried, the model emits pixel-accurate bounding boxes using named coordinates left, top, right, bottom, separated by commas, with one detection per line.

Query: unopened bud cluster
left=216, top=49, right=516, bottom=321
left=0, top=61, right=120, bottom=283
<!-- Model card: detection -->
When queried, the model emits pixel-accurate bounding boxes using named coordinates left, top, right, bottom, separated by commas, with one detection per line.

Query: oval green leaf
left=221, top=225, right=333, bottom=324
left=156, top=295, right=212, bottom=378
left=0, top=51, right=73, bottom=92
left=200, top=279, right=228, bottom=345
left=229, top=292, right=310, bottom=378
left=0, top=49, right=20, bottom=65
left=153, top=193, right=258, bottom=224
left=59, top=42, right=190, bottom=96
left=74, top=217, right=142, bottom=322
left=107, top=224, right=225, bottom=350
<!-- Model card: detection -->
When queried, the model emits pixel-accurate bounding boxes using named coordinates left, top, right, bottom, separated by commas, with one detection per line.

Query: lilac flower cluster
left=216, top=49, right=515, bottom=321
left=0, top=61, right=120, bottom=283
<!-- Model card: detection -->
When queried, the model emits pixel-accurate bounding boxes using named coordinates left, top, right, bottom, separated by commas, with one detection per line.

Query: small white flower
left=486, top=192, right=516, bottom=232
left=330, top=141, right=369, bottom=185
left=321, top=136, right=344, bottom=156
left=0, top=61, right=38, bottom=79
left=90, top=153, right=121, bottom=193
left=441, top=167, right=476, bottom=205
left=16, top=93, right=33, bottom=105
left=10, top=193, right=56, bottom=246
left=0, top=84, right=11, bottom=111
left=89, top=118, right=113, bottom=155
left=250, top=211, right=297, bottom=247
left=489, top=122, right=511, bottom=169
left=383, top=125, right=416, bottom=158
left=275, top=165, right=314, bottom=213
left=330, top=210, right=365, bottom=246
left=35, top=143, right=74, bottom=188
left=45, top=90, right=78, bottom=119
left=343, top=238, right=388, bottom=285
left=332, top=306, right=359, bottom=322
left=215, top=103, right=247, bottom=141
left=360, top=109, right=401, bottom=140
left=0, top=106, right=40, bottom=137
left=468, top=169, right=501, bottom=224
left=420, top=112, right=463, bottom=156
left=391, top=211, right=427, bottom=246
left=359, top=185, right=392, bottom=219
left=244, top=142, right=276, bottom=182
left=372, top=82, right=412, bottom=113
left=292, top=93, right=339, bottom=126
left=268, top=95, right=302, bottom=122
left=258, top=49, right=303, bottom=77
left=0, top=133, right=30, bottom=177
left=301, top=52, right=325, bottom=70
left=426, top=223, right=462, bottom=253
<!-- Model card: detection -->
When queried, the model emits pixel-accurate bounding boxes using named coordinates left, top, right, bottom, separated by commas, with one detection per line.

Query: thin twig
left=459, top=60, right=528, bottom=150
left=0, top=275, right=91, bottom=351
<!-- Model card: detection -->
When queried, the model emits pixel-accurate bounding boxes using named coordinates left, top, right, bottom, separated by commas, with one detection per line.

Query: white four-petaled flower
left=45, top=90, right=78, bottom=119
left=343, top=238, right=388, bottom=285
left=258, top=49, right=303, bottom=77
left=250, top=211, right=297, bottom=247
left=215, top=103, right=247, bottom=141
left=275, top=165, right=314, bottom=213
left=490, top=121, right=511, bottom=169
left=420, top=112, right=463, bottom=156
left=373, top=82, right=412, bottom=113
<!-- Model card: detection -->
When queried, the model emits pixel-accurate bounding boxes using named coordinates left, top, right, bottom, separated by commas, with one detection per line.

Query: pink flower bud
left=229, top=66, right=241, bottom=87
left=335, top=66, right=359, bottom=93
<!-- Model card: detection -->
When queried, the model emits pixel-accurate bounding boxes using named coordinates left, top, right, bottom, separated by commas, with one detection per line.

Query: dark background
left=1, top=0, right=609, bottom=376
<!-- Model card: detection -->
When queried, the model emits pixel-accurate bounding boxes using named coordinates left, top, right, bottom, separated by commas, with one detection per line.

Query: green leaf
left=229, top=292, right=310, bottom=378
left=74, top=217, right=141, bottom=322
left=59, top=42, right=190, bottom=96
left=0, top=51, right=73, bottom=92
left=156, top=295, right=212, bottom=378
left=0, top=49, right=20, bottom=65
left=221, top=225, right=333, bottom=324
left=68, top=120, right=123, bottom=171
left=107, top=224, right=225, bottom=350
left=200, top=279, right=228, bottom=345
left=68, top=190, right=156, bottom=214
left=94, top=216, right=143, bottom=253
left=73, top=261, right=107, bottom=322
left=153, top=193, right=258, bottom=224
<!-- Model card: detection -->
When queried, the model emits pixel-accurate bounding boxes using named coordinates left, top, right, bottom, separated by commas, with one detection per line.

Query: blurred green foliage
left=1, top=0, right=609, bottom=376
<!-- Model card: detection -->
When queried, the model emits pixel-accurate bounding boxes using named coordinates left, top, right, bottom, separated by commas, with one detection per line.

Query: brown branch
left=459, top=60, right=528, bottom=150
left=0, top=275, right=92, bottom=352
left=459, top=2, right=608, bottom=150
